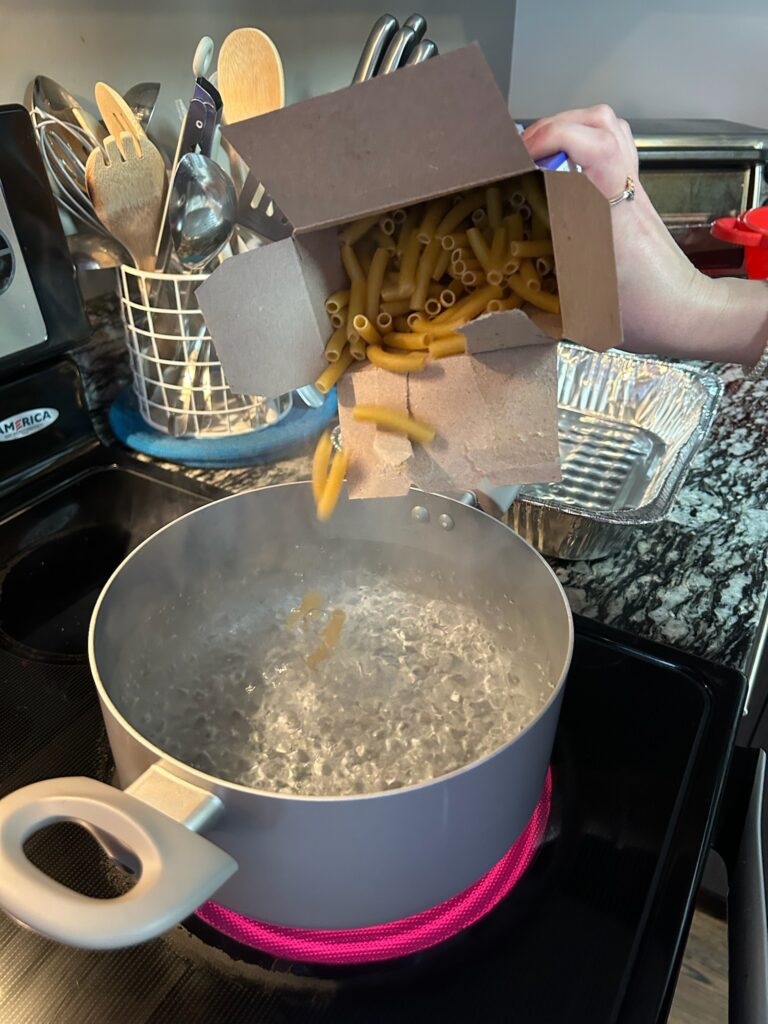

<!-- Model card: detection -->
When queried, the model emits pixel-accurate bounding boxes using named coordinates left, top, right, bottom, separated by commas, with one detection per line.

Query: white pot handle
left=0, top=770, right=237, bottom=949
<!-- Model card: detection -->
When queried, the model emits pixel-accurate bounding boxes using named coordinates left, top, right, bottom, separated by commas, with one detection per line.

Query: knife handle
left=352, top=14, right=399, bottom=84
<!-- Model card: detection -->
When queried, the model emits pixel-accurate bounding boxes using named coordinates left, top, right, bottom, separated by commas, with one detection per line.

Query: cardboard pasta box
left=198, top=43, right=621, bottom=495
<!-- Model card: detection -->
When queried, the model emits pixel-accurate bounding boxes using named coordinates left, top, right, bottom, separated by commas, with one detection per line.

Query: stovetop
left=0, top=425, right=750, bottom=1023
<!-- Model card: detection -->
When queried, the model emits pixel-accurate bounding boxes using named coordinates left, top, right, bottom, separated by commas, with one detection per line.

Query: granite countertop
left=75, top=297, right=768, bottom=682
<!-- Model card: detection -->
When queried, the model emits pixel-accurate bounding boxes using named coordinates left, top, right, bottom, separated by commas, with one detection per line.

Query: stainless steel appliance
left=632, top=117, right=768, bottom=275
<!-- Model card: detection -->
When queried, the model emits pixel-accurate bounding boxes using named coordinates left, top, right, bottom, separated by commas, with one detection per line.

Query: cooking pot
left=0, top=482, right=572, bottom=949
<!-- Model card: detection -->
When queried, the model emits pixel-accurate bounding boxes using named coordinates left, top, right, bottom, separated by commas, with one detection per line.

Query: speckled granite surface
left=73, top=297, right=768, bottom=675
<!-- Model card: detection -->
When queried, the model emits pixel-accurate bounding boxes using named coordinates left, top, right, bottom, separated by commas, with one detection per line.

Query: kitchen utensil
left=122, top=82, right=160, bottom=133
left=220, top=29, right=290, bottom=242
left=217, top=27, right=284, bottom=124
left=192, top=35, right=215, bottom=79
left=378, top=26, right=419, bottom=74
left=67, top=230, right=129, bottom=270
left=94, top=81, right=145, bottom=158
left=352, top=14, right=399, bottom=82
left=402, top=12, right=427, bottom=41
left=154, top=40, right=221, bottom=264
left=32, top=76, right=105, bottom=145
left=169, top=152, right=236, bottom=271
left=0, top=481, right=572, bottom=948
left=405, top=38, right=438, bottom=64
left=86, top=132, right=167, bottom=272
left=32, top=112, right=105, bottom=234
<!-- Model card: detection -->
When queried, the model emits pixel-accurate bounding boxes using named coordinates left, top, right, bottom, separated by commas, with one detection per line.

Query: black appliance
left=0, top=104, right=88, bottom=371
left=0, top=357, right=766, bottom=1024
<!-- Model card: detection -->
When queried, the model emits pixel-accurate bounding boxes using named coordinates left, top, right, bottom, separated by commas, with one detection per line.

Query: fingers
left=522, top=105, right=639, bottom=200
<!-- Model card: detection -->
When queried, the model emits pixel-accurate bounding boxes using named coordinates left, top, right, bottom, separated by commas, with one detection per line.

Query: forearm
left=621, top=270, right=768, bottom=367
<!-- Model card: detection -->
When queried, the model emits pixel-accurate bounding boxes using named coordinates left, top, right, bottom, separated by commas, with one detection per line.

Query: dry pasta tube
left=490, top=225, right=507, bottom=270
left=349, top=335, right=367, bottom=360
left=376, top=311, right=393, bottom=333
left=372, top=226, right=396, bottom=252
left=504, top=182, right=526, bottom=209
left=417, top=197, right=451, bottom=243
left=461, top=270, right=480, bottom=287
left=529, top=211, right=549, bottom=241
left=330, top=312, right=345, bottom=329
left=380, top=298, right=413, bottom=316
left=367, top=345, right=429, bottom=373
left=315, top=348, right=354, bottom=393
left=397, top=231, right=423, bottom=296
left=536, top=256, right=555, bottom=277
left=542, top=276, right=558, bottom=294
left=509, top=239, right=554, bottom=258
left=341, top=244, right=364, bottom=282
left=392, top=315, right=412, bottom=332
left=429, top=334, right=467, bottom=359
left=432, top=284, right=503, bottom=324
left=407, top=312, right=421, bottom=329
left=471, top=208, right=488, bottom=230
left=352, top=405, right=436, bottom=444
left=432, top=248, right=451, bottom=281
left=325, top=289, right=350, bottom=314
left=446, top=279, right=465, bottom=299
left=435, top=190, right=483, bottom=238
left=439, top=288, right=457, bottom=308
left=366, top=246, right=390, bottom=323
left=519, top=174, right=550, bottom=228
left=381, top=332, right=430, bottom=350
left=425, top=298, right=442, bottom=317
left=507, top=274, right=561, bottom=313
left=357, top=244, right=373, bottom=276
left=487, top=294, right=523, bottom=312
left=346, top=278, right=367, bottom=341
left=316, top=447, right=349, bottom=522
left=311, top=430, right=333, bottom=502
left=392, top=208, right=407, bottom=224
left=466, top=227, right=493, bottom=273
left=396, top=207, right=420, bottom=255
left=441, top=231, right=468, bottom=252
left=324, top=326, right=348, bottom=362
left=519, top=258, right=541, bottom=292
left=411, top=236, right=442, bottom=309
left=486, top=186, right=503, bottom=229
left=339, top=213, right=380, bottom=246
left=379, top=216, right=396, bottom=236
left=504, top=212, right=524, bottom=241
left=353, top=315, right=381, bottom=345
left=503, top=257, right=521, bottom=277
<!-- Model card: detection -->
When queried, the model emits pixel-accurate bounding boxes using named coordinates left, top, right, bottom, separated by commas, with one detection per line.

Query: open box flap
left=197, top=233, right=344, bottom=395
left=223, top=43, right=534, bottom=234
left=544, top=170, right=622, bottom=350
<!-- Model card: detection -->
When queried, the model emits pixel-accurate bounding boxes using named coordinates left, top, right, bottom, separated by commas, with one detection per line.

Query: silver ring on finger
left=608, top=176, right=636, bottom=206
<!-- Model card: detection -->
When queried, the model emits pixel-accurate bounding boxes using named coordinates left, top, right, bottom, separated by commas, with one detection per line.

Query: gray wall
left=4, top=1, right=515, bottom=148
left=510, top=0, right=768, bottom=127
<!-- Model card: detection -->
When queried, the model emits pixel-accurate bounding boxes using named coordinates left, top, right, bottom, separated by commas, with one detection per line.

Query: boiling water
left=114, top=554, right=554, bottom=797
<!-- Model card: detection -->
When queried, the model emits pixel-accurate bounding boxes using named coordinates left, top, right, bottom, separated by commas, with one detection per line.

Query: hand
left=522, top=106, right=768, bottom=366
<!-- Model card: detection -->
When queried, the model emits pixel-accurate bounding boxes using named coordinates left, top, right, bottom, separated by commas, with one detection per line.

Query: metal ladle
left=123, top=82, right=160, bottom=133
left=168, top=152, right=236, bottom=272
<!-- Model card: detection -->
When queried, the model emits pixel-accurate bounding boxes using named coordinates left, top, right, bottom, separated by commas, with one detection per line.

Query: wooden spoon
left=217, top=28, right=285, bottom=123
left=85, top=132, right=166, bottom=271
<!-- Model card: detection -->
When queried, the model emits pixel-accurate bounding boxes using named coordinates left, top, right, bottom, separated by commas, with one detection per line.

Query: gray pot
left=0, top=483, right=572, bottom=949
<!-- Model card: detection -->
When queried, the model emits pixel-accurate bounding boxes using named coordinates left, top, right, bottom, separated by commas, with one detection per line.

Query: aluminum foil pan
left=509, top=343, right=723, bottom=561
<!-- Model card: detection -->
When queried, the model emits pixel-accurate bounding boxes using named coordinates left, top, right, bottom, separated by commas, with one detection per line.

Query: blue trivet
left=109, top=387, right=337, bottom=468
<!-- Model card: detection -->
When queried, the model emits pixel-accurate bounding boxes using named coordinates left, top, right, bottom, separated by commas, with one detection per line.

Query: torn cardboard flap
left=223, top=44, right=533, bottom=235
left=197, top=229, right=344, bottom=397
left=338, top=365, right=411, bottom=499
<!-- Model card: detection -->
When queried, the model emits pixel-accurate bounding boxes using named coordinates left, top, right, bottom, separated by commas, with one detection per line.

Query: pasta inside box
left=198, top=43, right=621, bottom=497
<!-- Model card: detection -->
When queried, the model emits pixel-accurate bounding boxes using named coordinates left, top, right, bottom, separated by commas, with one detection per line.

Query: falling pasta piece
left=352, top=404, right=436, bottom=444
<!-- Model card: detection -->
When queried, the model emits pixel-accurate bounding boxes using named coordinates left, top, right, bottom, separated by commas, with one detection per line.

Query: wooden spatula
left=217, top=28, right=285, bottom=122
left=85, top=132, right=166, bottom=271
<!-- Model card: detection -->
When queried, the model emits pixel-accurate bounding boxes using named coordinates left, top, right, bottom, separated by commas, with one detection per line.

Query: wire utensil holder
left=119, top=265, right=292, bottom=437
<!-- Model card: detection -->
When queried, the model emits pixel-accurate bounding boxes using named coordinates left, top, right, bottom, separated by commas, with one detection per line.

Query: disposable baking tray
left=509, top=343, right=723, bottom=561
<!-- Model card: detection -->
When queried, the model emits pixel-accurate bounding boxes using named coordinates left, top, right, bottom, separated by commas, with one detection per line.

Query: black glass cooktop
left=0, top=449, right=746, bottom=1023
